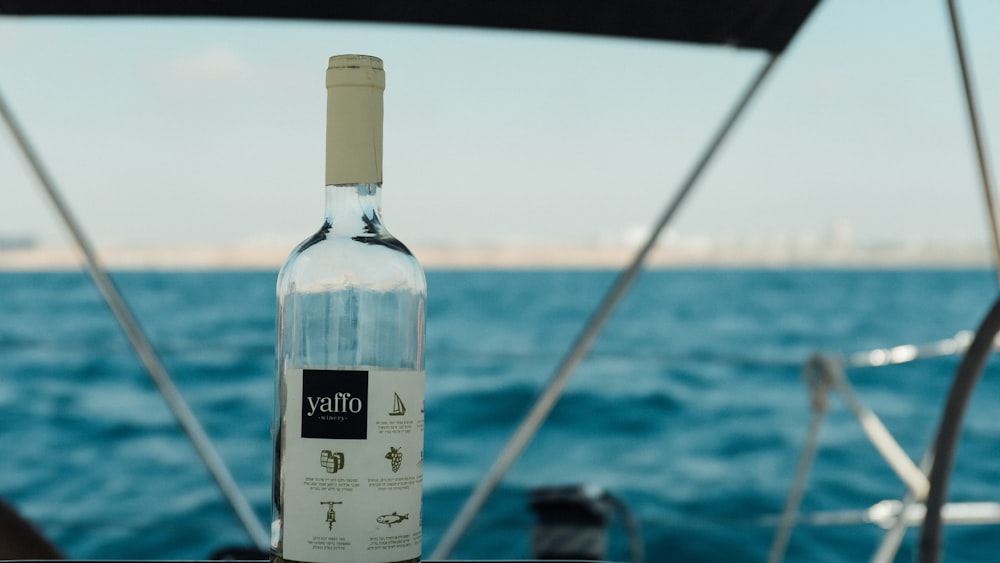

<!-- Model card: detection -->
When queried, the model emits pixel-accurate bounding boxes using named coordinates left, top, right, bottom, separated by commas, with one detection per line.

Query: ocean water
left=2, top=268, right=1000, bottom=562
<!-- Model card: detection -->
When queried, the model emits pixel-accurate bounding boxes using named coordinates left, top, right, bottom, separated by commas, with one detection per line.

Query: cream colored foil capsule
left=325, top=54, right=385, bottom=185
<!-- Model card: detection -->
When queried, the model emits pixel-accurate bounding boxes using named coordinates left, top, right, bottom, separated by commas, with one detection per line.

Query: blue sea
left=2, top=268, right=1000, bottom=562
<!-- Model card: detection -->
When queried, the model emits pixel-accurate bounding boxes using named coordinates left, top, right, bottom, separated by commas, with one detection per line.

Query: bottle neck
left=322, top=56, right=388, bottom=241
left=324, top=183, right=384, bottom=238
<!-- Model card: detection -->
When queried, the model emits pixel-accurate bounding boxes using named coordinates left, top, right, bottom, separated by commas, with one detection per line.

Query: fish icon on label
left=376, top=512, right=409, bottom=527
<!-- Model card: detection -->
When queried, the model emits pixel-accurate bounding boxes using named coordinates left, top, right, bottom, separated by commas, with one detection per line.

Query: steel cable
left=0, top=86, right=269, bottom=552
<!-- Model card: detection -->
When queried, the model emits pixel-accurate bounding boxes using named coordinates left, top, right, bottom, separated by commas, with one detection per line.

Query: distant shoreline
left=0, top=242, right=993, bottom=271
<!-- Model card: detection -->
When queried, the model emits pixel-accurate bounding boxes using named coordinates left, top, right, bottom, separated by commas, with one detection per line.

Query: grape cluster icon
left=385, top=447, right=403, bottom=473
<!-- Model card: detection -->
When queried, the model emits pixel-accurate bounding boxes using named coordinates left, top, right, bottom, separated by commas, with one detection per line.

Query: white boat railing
left=768, top=331, right=1000, bottom=563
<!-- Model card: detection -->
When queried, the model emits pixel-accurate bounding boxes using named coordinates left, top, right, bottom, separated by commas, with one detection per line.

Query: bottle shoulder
left=277, top=229, right=425, bottom=295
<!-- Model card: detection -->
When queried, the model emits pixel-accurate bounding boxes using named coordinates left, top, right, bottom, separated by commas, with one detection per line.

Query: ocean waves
left=2, top=268, right=999, bottom=561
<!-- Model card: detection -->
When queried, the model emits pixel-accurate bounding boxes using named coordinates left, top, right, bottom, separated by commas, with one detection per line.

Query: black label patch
left=301, top=369, right=368, bottom=440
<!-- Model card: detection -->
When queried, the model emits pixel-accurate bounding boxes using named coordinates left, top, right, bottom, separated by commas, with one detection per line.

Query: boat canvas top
left=0, top=0, right=819, bottom=53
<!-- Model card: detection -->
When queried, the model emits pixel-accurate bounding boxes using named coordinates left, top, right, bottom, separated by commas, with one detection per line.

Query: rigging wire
left=430, top=51, right=782, bottom=560
left=916, top=3, right=1000, bottom=556
left=845, top=332, right=973, bottom=369
left=825, top=360, right=929, bottom=498
left=0, top=86, right=269, bottom=552
left=945, top=0, right=1000, bottom=285
left=765, top=356, right=829, bottom=563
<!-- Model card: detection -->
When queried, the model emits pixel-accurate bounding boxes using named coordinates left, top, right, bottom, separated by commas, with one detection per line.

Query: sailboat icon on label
left=389, top=393, right=406, bottom=416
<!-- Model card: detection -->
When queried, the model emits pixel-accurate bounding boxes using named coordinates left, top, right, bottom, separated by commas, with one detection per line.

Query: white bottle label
left=282, top=368, right=424, bottom=562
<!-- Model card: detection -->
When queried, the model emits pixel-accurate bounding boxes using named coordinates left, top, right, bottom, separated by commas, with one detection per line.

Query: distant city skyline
left=1, top=0, right=999, bottom=253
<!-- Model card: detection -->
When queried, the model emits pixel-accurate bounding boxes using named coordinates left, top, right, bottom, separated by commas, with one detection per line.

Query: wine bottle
left=272, top=54, right=426, bottom=563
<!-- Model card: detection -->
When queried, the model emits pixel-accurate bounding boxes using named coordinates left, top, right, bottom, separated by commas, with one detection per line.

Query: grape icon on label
left=385, top=446, right=403, bottom=473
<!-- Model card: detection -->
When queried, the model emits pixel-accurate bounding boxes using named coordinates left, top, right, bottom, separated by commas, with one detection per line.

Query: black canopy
left=0, top=0, right=820, bottom=53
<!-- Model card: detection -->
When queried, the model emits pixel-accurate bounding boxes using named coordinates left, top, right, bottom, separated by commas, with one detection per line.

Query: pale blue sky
left=1, top=0, right=998, bottom=250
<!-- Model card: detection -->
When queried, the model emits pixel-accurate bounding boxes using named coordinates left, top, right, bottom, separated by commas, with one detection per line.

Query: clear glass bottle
left=272, top=54, right=425, bottom=563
